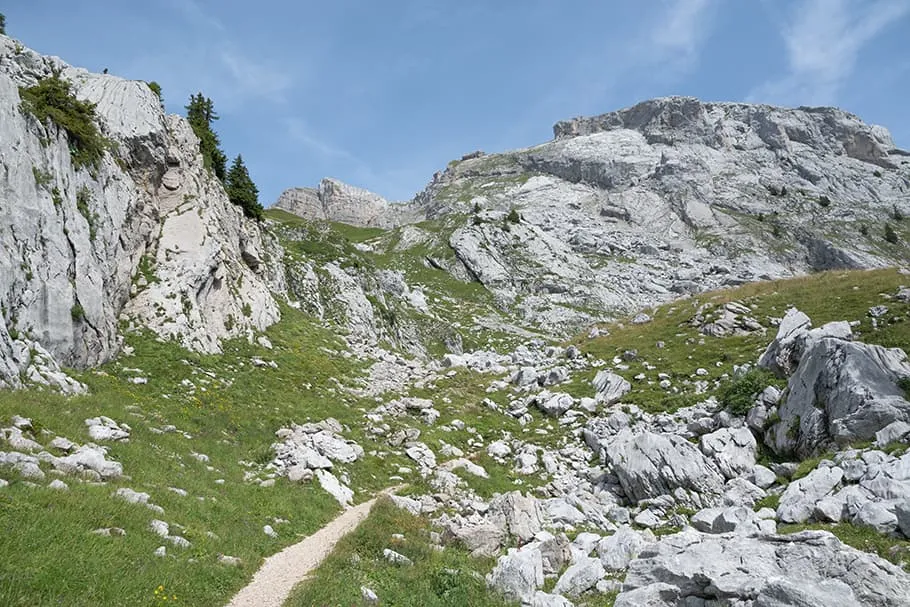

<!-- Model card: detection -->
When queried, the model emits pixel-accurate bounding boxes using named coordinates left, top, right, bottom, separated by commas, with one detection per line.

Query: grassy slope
left=562, top=268, right=910, bottom=413
left=3, top=211, right=910, bottom=607
left=0, top=306, right=395, bottom=607
left=294, top=267, right=910, bottom=603
left=286, top=497, right=512, bottom=607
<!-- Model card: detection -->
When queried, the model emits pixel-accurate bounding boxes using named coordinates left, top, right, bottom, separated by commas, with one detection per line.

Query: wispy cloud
left=749, top=0, right=910, bottom=105
left=286, top=118, right=361, bottom=163
left=160, top=0, right=224, bottom=32
left=220, top=50, right=293, bottom=101
left=650, top=0, right=715, bottom=68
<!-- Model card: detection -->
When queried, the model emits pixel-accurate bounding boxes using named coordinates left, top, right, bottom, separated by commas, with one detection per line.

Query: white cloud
left=286, top=119, right=360, bottom=163
left=749, top=0, right=910, bottom=105
left=651, top=0, right=715, bottom=66
left=220, top=50, right=293, bottom=101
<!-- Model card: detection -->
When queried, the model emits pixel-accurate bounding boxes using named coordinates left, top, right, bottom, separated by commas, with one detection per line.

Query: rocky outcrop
left=615, top=529, right=910, bottom=607
left=0, top=35, right=283, bottom=387
left=274, top=178, right=419, bottom=228
left=761, top=310, right=910, bottom=458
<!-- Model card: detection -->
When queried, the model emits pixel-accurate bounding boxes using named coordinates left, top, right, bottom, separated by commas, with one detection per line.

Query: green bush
left=19, top=75, right=110, bottom=170
left=817, top=195, right=830, bottom=207
left=32, top=166, right=52, bottom=188
left=898, top=376, right=910, bottom=399
left=75, top=185, right=97, bottom=240
left=147, top=81, right=163, bottom=106
left=70, top=303, right=84, bottom=322
left=884, top=223, right=899, bottom=244
left=719, top=368, right=782, bottom=416
left=506, top=208, right=521, bottom=224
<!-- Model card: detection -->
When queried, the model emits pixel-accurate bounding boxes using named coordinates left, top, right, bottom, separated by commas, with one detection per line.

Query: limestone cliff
left=275, top=177, right=418, bottom=228
left=0, top=35, right=283, bottom=389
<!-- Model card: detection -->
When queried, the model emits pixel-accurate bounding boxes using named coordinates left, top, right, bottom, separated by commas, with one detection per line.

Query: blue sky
left=6, top=0, right=910, bottom=204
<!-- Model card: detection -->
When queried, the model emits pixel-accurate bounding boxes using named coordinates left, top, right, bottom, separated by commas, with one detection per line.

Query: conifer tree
left=185, top=93, right=227, bottom=181
left=225, top=154, right=263, bottom=220
left=0, top=14, right=6, bottom=35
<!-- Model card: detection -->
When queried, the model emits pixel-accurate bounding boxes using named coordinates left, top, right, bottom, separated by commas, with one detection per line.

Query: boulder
left=486, top=547, right=543, bottom=603
left=699, top=427, right=757, bottom=480
left=553, top=556, right=605, bottom=597
left=592, top=370, right=631, bottom=405
left=596, top=525, right=656, bottom=571
left=616, top=529, right=910, bottom=606
left=777, top=466, right=844, bottom=523
left=767, top=338, right=910, bottom=457
left=488, top=492, right=544, bottom=543
left=601, top=429, right=726, bottom=507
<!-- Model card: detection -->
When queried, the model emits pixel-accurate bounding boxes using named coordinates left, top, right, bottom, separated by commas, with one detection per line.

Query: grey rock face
left=487, top=491, right=544, bottom=543
left=600, top=428, right=726, bottom=507
left=486, top=547, right=543, bottom=603
left=0, top=37, right=283, bottom=387
left=767, top=337, right=910, bottom=457
left=616, top=529, right=910, bottom=607
left=777, top=466, right=844, bottom=523
left=274, top=178, right=419, bottom=228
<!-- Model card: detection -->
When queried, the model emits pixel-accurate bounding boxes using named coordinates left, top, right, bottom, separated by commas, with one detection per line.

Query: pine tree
left=225, top=155, right=263, bottom=220
left=0, top=14, right=6, bottom=35
left=185, top=93, right=227, bottom=181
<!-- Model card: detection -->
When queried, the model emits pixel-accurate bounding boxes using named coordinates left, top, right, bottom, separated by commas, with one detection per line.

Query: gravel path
left=225, top=493, right=389, bottom=607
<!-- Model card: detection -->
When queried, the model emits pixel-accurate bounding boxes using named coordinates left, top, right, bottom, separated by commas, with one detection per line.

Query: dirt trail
left=225, top=493, right=388, bottom=607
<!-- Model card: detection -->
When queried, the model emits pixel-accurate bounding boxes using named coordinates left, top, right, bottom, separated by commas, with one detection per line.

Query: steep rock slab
left=616, top=529, right=910, bottom=607
left=274, top=178, right=418, bottom=228
left=766, top=338, right=910, bottom=458
left=599, top=428, right=726, bottom=508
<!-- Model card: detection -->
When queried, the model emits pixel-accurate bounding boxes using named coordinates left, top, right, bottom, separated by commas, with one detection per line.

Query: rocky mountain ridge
left=278, top=96, right=910, bottom=335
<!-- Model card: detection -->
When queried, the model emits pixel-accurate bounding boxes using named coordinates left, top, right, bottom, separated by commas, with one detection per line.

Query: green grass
left=564, top=268, right=910, bottom=414
left=0, top=305, right=399, bottom=606
left=287, top=497, right=514, bottom=607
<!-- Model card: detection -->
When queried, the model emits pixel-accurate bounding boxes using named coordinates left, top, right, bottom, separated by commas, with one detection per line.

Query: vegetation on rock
left=19, top=75, right=110, bottom=170
left=225, top=154, right=263, bottom=220
left=184, top=93, right=227, bottom=181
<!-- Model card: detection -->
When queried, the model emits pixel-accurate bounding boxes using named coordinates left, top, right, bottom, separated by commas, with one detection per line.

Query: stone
left=218, top=555, right=242, bottom=567
left=596, top=525, right=655, bottom=571
left=390, top=495, right=422, bottom=516
left=487, top=492, right=544, bottom=543
left=615, top=529, right=910, bottom=606
left=875, top=421, right=910, bottom=447
left=538, top=534, right=572, bottom=573
left=592, top=370, right=631, bottom=405
left=383, top=548, right=413, bottom=566
left=84, top=417, right=130, bottom=442
left=487, top=441, right=512, bottom=458
left=777, top=466, right=844, bottom=523
left=855, top=501, right=899, bottom=533
left=263, top=525, right=278, bottom=538
left=598, top=429, right=726, bottom=507
left=315, top=470, right=354, bottom=507
left=405, top=443, right=437, bottom=471
left=361, top=586, right=379, bottom=605
left=536, top=392, right=575, bottom=417
left=154, top=546, right=167, bottom=558
left=529, top=591, right=574, bottom=607
left=896, top=502, right=910, bottom=538
left=766, top=337, right=910, bottom=458
left=699, top=427, right=757, bottom=480
left=486, top=547, right=543, bottom=603
left=47, top=479, right=68, bottom=491
left=450, top=524, right=506, bottom=558
left=750, top=464, right=777, bottom=489
left=553, top=556, right=605, bottom=597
